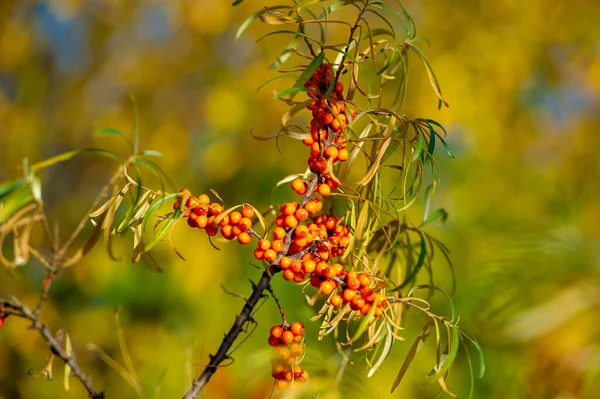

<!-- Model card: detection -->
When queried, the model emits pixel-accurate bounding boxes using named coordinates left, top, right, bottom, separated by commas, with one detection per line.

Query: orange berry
left=264, top=249, right=277, bottom=263
left=270, top=325, right=283, bottom=339
left=359, top=274, right=372, bottom=287
left=302, top=136, right=314, bottom=146
left=289, top=343, right=303, bottom=357
left=196, top=215, right=208, bottom=229
left=221, top=225, right=234, bottom=239
left=217, top=214, right=230, bottom=227
left=284, top=215, right=298, bottom=229
left=273, top=227, right=286, bottom=240
left=342, top=289, right=357, bottom=302
left=290, top=261, right=303, bottom=273
left=330, top=294, right=343, bottom=306
left=279, top=256, right=291, bottom=269
left=271, top=240, right=285, bottom=253
left=295, top=208, right=309, bottom=221
left=290, top=322, right=304, bottom=336
left=302, top=260, right=316, bottom=274
left=360, top=303, right=372, bottom=316
left=304, top=201, right=318, bottom=214
left=324, top=146, right=339, bottom=159
left=173, top=200, right=182, bottom=211
left=194, top=204, right=209, bottom=216
left=291, top=179, right=307, bottom=195
left=205, top=224, right=218, bottom=236
left=281, top=331, right=294, bottom=345
left=310, top=275, right=322, bottom=288
left=323, top=267, right=336, bottom=279
left=347, top=277, right=360, bottom=290
left=275, top=215, right=286, bottom=227
left=258, top=239, right=271, bottom=251
left=237, top=232, right=252, bottom=244
left=320, top=281, right=334, bottom=295
left=280, top=202, right=298, bottom=216
left=254, top=248, right=265, bottom=260
left=294, top=225, right=309, bottom=238
left=337, top=149, right=349, bottom=162
left=232, top=225, right=243, bottom=236
left=293, top=334, right=302, bottom=342
left=351, top=295, right=366, bottom=311
left=229, top=211, right=242, bottom=225
left=315, top=261, right=328, bottom=275
left=319, top=111, right=334, bottom=125
left=198, top=194, right=210, bottom=204
left=241, top=205, right=255, bottom=218
left=283, top=269, right=295, bottom=281
left=294, top=237, right=308, bottom=248
left=210, top=203, right=224, bottom=215
left=238, top=217, right=252, bottom=231
left=318, top=184, right=331, bottom=196
left=187, top=217, right=198, bottom=228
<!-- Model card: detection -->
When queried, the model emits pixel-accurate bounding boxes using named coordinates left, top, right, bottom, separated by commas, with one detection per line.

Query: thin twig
left=266, top=284, right=288, bottom=328
left=1, top=296, right=103, bottom=399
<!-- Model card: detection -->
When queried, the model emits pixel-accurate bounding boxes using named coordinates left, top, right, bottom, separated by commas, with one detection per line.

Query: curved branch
left=1, top=296, right=103, bottom=399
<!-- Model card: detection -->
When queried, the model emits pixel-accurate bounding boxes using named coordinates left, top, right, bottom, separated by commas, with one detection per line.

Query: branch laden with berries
left=0, top=1, right=484, bottom=398
left=179, top=1, right=484, bottom=398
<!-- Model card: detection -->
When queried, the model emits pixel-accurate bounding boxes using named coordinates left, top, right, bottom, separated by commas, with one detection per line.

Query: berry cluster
left=303, top=63, right=355, bottom=172
left=269, top=322, right=309, bottom=389
left=173, top=63, right=390, bottom=389
left=175, top=189, right=255, bottom=245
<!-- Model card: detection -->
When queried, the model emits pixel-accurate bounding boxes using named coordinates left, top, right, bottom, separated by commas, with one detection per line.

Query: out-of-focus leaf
left=0, top=186, right=34, bottom=224
left=412, top=134, right=425, bottom=162
left=424, top=325, right=460, bottom=383
left=142, top=150, right=163, bottom=157
left=30, top=174, right=42, bottom=201
left=141, top=192, right=180, bottom=233
left=269, top=36, right=302, bottom=70
left=420, top=208, right=447, bottom=228
left=357, top=116, right=396, bottom=186
left=280, top=51, right=324, bottom=100
left=461, top=331, right=486, bottom=378
left=390, top=319, right=434, bottom=392
left=405, top=42, right=448, bottom=107
left=96, top=128, right=133, bottom=151
left=351, top=294, right=378, bottom=342
left=368, top=324, right=393, bottom=377
left=0, top=178, right=26, bottom=200
left=63, top=333, right=72, bottom=391
left=392, top=233, right=426, bottom=290
left=30, top=148, right=122, bottom=171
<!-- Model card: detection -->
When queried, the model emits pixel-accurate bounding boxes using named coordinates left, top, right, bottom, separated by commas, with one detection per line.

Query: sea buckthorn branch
left=0, top=296, right=104, bottom=399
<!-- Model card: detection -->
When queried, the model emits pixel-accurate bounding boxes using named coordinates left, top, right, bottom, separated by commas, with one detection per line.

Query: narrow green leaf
left=0, top=178, right=26, bottom=200
left=390, top=320, right=434, bottom=393
left=424, top=325, right=460, bottom=383
left=420, top=209, right=447, bottom=228
left=96, top=128, right=133, bottom=150
left=30, top=148, right=122, bottom=171
left=412, top=135, right=425, bottom=162
left=141, top=192, right=180, bottom=233
left=269, top=36, right=302, bottom=70
left=0, top=186, right=34, bottom=224
left=394, top=233, right=426, bottom=290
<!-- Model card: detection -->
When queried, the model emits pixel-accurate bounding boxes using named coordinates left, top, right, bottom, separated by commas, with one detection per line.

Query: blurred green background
left=1, top=0, right=599, bottom=398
